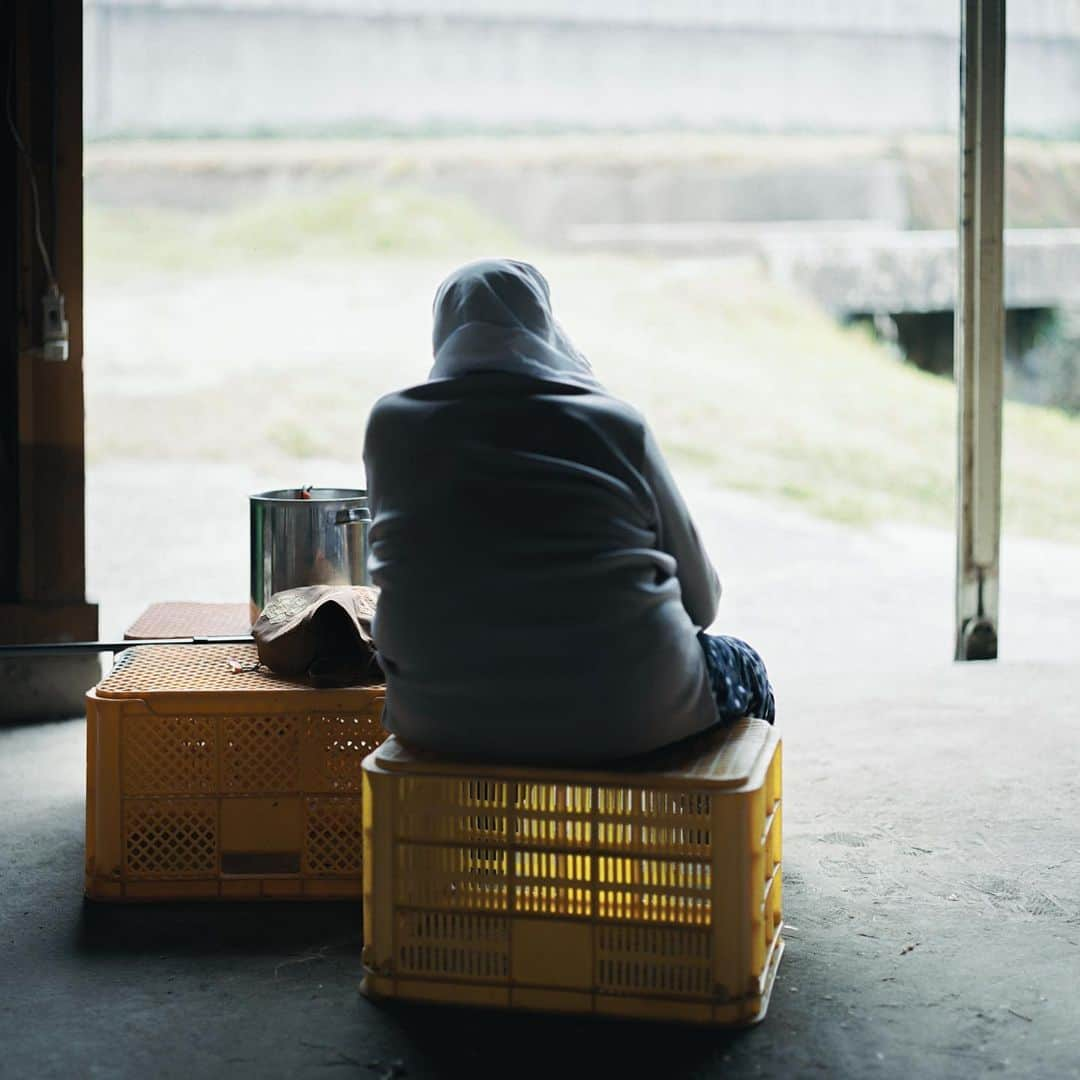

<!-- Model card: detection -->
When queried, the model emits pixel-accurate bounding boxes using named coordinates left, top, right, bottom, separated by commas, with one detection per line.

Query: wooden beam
left=1, top=0, right=97, bottom=646
left=954, top=0, right=1006, bottom=661
left=1, top=14, right=20, bottom=602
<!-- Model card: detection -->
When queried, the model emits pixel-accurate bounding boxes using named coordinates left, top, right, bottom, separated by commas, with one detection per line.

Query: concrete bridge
left=565, top=221, right=1080, bottom=315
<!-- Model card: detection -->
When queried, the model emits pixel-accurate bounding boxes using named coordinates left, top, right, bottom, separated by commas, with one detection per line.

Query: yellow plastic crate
left=85, top=643, right=386, bottom=902
left=361, top=718, right=782, bottom=1025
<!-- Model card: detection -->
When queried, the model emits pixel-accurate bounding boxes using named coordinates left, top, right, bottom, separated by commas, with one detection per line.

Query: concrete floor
left=2, top=463, right=1079, bottom=1078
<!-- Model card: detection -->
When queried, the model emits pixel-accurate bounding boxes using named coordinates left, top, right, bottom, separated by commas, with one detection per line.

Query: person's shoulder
left=573, top=387, right=648, bottom=433
left=368, top=381, right=442, bottom=420
left=569, top=389, right=653, bottom=471
left=371, top=381, right=430, bottom=408
left=364, top=385, right=431, bottom=452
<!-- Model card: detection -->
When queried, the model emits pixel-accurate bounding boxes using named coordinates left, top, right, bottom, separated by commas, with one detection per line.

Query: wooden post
left=955, top=0, right=1006, bottom=662
left=1, top=2, right=99, bottom=716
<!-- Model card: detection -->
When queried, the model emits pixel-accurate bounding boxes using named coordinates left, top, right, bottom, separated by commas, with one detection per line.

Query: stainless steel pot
left=249, top=487, right=371, bottom=620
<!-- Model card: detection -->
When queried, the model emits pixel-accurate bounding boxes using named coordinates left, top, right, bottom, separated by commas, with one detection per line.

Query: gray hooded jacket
left=363, top=259, right=721, bottom=761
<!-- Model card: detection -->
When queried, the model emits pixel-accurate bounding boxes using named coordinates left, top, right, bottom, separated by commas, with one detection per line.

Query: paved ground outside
left=2, top=460, right=1077, bottom=1078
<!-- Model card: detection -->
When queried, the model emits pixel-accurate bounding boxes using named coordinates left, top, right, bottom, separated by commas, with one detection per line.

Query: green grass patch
left=84, top=190, right=1080, bottom=543
left=85, top=184, right=518, bottom=276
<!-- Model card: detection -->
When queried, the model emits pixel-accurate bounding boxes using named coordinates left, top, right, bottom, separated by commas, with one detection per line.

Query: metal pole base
left=958, top=617, right=998, bottom=662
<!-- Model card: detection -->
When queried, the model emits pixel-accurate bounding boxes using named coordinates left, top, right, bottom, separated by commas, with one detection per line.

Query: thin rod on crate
left=0, top=636, right=255, bottom=657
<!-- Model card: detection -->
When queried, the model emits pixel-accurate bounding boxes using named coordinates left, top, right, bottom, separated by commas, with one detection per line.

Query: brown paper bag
left=252, top=585, right=382, bottom=687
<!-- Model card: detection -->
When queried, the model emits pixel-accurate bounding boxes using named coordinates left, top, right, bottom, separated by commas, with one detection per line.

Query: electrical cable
left=5, top=40, right=57, bottom=289
left=48, top=0, right=58, bottom=272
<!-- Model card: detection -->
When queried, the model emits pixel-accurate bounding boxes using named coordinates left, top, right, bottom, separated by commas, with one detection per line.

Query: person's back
left=363, top=259, right=773, bottom=762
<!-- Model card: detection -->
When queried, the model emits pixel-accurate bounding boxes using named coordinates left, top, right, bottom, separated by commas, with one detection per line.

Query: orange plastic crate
left=123, top=601, right=252, bottom=639
left=85, top=643, right=386, bottom=901
left=361, top=719, right=782, bottom=1025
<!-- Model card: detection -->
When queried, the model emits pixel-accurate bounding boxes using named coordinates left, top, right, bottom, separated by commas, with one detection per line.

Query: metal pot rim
left=250, top=487, right=368, bottom=503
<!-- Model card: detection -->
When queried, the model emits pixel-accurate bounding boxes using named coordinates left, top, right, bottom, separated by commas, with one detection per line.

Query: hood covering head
left=429, top=258, right=596, bottom=388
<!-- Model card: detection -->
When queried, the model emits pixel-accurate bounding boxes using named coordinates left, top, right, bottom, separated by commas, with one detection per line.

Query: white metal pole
left=955, top=0, right=1006, bottom=661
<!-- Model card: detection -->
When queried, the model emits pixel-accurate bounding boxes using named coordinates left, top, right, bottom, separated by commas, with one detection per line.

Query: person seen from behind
left=363, top=258, right=775, bottom=762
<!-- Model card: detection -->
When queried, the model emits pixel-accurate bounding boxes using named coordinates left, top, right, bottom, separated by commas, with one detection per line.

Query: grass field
left=84, top=182, right=1080, bottom=542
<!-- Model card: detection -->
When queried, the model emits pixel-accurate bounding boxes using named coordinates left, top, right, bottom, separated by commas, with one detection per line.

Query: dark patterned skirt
left=698, top=632, right=776, bottom=725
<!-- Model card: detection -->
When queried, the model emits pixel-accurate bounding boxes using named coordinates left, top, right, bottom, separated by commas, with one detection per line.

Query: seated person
left=362, top=258, right=774, bottom=762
